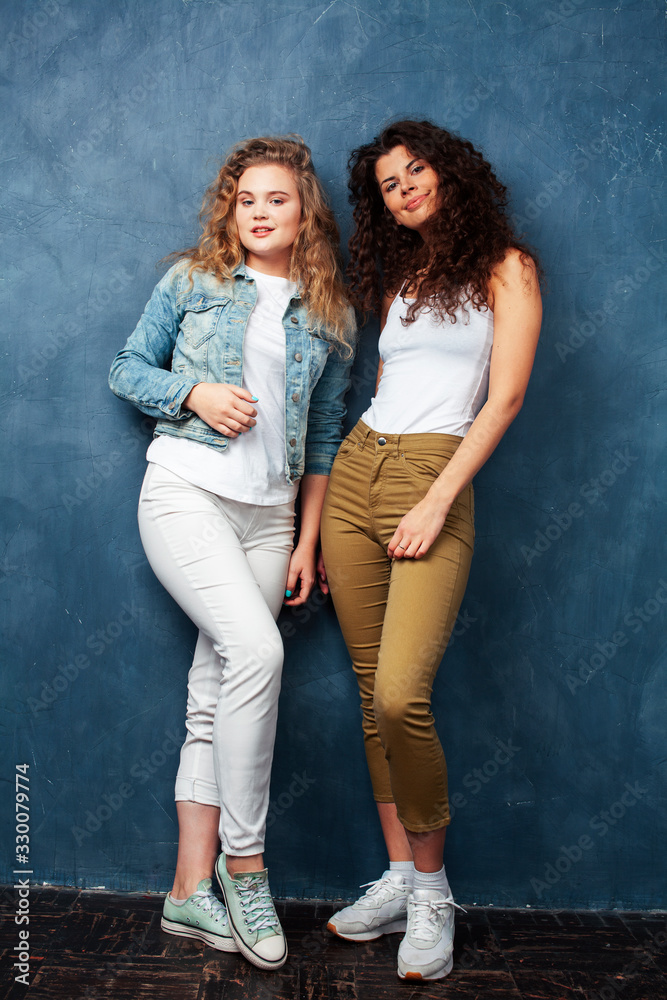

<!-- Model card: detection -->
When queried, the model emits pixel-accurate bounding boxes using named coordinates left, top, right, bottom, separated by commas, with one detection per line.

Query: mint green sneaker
left=161, top=877, right=238, bottom=952
left=215, top=853, right=287, bottom=970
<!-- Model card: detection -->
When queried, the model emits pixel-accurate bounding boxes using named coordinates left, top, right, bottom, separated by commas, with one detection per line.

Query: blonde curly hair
left=172, top=136, right=354, bottom=349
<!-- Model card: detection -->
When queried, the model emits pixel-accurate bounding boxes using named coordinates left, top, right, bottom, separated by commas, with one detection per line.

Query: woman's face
left=374, top=144, right=440, bottom=234
left=235, top=164, right=302, bottom=276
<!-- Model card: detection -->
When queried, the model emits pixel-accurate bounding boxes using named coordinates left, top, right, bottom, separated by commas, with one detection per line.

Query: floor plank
left=1, top=888, right=666, bottom=1000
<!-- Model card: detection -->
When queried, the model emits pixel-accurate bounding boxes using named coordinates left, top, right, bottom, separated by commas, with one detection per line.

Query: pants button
left=377, top=437, right=386, bottom=446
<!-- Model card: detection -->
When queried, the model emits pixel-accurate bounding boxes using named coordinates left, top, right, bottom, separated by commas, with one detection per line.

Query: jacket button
left=289, top=438, right=297, bottom=447
left=290, top=316, right=298, bottom=324
left=294, top=353, right=302, bottom=362
left=292, top=392, right=300, bottom=402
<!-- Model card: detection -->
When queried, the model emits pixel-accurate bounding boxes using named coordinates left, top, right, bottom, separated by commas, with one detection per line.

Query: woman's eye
left=412, top=165, right=424, bottom=175
left=386, top=181, right=397, bottom=192
left=270, top=198, right=284, bottom=206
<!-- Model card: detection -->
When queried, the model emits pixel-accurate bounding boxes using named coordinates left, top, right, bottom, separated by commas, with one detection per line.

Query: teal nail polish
left=251, top=395, right=259, bottom=401
left=285, top=590, right=292, bottom=598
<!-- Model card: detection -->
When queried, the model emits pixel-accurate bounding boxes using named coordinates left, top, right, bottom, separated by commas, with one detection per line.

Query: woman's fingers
left=388, top=497, right=450, bottom=559
left=390, top=535, right=427, bottom=559
left=390, top=537, right=416, bottom=559
left=217, top=423, right=241, bottom=438
left=184, top=383, right=259, bottom=433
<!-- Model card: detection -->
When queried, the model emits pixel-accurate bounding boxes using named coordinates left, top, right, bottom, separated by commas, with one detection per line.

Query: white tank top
left=361, top=292, right=494, bottom=436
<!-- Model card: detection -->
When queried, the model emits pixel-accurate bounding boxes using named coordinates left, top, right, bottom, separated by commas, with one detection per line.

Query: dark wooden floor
left=2, top=887, right=666, bottom=999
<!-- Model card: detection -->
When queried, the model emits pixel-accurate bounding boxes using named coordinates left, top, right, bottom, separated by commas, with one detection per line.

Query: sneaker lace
left=356, top=874, right=405, bottom=906
left=236, top=875, right=279, bottom=933
left=409, top=896, right=466, bottom=943
left=192, top=888, right=227, bottom=925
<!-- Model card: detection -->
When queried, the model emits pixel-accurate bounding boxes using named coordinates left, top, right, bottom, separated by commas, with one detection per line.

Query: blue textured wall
left=2, top=0, right=665, bottom=908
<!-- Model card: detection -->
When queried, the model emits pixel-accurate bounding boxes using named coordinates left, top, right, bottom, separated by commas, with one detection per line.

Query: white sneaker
left=327, top=871, right=410, bottom=941
left=397, top=888, right=464, bottom=980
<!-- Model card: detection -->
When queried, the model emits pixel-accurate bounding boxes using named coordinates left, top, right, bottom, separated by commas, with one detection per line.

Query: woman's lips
left=405, top=193, right=428, bottom=211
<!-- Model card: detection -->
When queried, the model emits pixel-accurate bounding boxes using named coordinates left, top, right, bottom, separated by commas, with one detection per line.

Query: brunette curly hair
left=170, top=136, right=354, bottom=348
left=347, top=119, right=539, bottom=323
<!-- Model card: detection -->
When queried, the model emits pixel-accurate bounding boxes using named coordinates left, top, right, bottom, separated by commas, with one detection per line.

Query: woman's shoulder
left=158, top=259, right=237, bottom=301
left=491, top=247, right=538, bottom=283
left=488, top=248, right=539, bottom=302
left=488, top=248, right=541, bottom=313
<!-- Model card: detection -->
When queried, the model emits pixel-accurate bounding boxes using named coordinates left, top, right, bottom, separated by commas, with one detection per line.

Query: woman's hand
left=283, top=543, right=317, bottom=606
left=283, top=474, right=330, bottom=604
left=183, top=383, right=257, bottom=437
left=387, top=493, right=452, bottom=560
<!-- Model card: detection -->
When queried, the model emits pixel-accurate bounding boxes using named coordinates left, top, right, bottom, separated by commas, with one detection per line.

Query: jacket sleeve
left=303, top=315, right=357, bottom=476
left=108, top=263, right=199, bottom=421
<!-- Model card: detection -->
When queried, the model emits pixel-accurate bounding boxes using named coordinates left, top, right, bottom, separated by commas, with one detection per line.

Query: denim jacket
left=109, top=261, right=355, bottom=482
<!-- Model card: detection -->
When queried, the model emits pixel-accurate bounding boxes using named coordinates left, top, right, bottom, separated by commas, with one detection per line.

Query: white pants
left=137, top=463, right=295, bottom=855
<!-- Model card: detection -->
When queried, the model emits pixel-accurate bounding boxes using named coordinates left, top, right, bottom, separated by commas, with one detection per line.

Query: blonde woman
left=109, top=136, right=354, bottom=971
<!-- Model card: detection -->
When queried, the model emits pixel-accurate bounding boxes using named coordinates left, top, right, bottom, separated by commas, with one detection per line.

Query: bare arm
left=283, top=473, right=330, bottom=606
left=389, top=250, right=542, bottom=559
left=372, top=290, right=394, bottom=391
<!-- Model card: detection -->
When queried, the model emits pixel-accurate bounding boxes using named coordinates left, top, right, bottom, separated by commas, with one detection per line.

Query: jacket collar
left=233, top=259, right=303, bottom=300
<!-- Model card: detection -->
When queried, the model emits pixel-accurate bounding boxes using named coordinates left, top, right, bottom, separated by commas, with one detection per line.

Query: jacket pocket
left=179, top=297, right=230, bottom=349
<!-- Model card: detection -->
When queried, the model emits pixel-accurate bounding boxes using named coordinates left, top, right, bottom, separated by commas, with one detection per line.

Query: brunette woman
left=109, top=136, right=354, bottom=971
left=321, top=120, right=541, bottom=980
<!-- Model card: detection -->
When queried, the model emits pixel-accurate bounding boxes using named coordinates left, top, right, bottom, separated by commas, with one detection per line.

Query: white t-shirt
left=361, top=292, right=494, bottom=436
left=146, top=266, right=299, bottom=505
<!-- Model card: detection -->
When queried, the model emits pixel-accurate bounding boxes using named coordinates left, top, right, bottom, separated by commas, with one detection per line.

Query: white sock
left=389, top=860, right=415, bottom=886
left=413, top=865, right=451, bottom=896
left=168, top=894, right=189, bottom=905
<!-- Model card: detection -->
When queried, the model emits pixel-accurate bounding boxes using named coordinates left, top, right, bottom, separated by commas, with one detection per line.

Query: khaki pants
left=321, top=420, right=474, bottom=832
